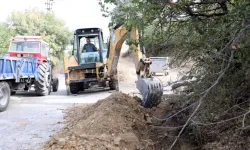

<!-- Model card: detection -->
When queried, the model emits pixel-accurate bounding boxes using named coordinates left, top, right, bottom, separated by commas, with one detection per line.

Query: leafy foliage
left=0, top=8, right=71, bottom=65
left=0, top=23, right=14, bottom=54
left=99, top=0, right=250, bottom=149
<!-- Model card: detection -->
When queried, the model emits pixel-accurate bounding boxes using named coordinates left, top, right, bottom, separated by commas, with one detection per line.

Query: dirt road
left=0, top=75, right=113, bottom=150
left=0, top=57, right=184, bottom=150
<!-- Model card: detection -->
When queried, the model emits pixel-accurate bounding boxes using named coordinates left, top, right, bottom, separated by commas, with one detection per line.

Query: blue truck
left=0, top=36, right=59, bottom=112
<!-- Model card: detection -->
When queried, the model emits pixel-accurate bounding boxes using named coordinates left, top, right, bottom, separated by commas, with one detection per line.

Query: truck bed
left=0, top=56, right=38, bottom=81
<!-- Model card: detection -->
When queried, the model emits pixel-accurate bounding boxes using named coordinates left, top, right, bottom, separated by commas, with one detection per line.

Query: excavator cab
left=80, top=37, right=100, bottom=64
left=64, top=28, right=109, bottom=94
left=64, top=26, right=163, bottom=108
left=73, top=28, right=107, bottom=65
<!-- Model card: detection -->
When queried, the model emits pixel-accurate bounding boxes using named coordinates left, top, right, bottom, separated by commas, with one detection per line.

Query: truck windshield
left=10, top=41, right=40, bottom=52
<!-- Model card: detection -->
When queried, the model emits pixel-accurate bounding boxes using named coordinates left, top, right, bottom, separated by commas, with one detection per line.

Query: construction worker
left=82, top=38, right=97, bottom=52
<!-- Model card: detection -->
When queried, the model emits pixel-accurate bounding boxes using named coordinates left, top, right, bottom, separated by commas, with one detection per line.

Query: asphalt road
left=0, top=72, right=169, bottom=150
left=0, top=76, right=113, bottom=150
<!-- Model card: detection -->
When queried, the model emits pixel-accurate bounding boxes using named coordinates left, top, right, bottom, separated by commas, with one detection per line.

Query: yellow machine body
left=63, top=26, right=163, bottom=108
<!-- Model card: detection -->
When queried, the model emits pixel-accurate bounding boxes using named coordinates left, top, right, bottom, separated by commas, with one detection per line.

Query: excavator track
left=136, top=77, right=163, bottom=108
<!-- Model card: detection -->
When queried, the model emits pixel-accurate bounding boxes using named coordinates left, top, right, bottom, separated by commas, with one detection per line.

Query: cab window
left=10, top=41, right=39, bottom=52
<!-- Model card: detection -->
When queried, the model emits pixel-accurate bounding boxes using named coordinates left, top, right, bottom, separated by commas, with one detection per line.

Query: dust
left=117, top=57, right=137, bottom=85
left=117, top=55, right=192, bottom=88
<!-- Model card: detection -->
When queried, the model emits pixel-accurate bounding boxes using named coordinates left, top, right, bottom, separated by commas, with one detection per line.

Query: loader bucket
left=136, top=77, right=163, bottom=108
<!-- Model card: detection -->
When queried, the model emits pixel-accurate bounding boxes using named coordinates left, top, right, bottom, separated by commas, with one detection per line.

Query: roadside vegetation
left=99, top=0, right=250, bottom=149
left=0, top=1, right=249, bottom=149
left=0, top=8, right=71, bottom=68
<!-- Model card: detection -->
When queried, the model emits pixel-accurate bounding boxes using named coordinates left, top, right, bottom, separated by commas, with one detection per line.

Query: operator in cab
left=82, top=38, right=97, bottom=52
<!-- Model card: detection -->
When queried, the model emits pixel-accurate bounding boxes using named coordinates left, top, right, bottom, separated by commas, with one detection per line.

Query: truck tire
left=66, top=85, right=70, bottom=95
left=0, top=82, right=10, bottom=112
left=11, top=91, right=16, bottom=95
left=52, top=78, right=59, bottom=92
left=34, top=63, right=52, bottom=96
left=69, top=83, right=79, bottom=94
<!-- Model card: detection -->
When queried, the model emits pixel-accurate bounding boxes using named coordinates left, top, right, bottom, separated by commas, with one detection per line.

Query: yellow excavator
left=63, top=25, right=163, bottom=108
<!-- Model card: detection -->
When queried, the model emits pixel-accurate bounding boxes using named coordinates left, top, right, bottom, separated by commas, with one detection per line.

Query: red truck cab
left=8, top=36, right=51, bottom=64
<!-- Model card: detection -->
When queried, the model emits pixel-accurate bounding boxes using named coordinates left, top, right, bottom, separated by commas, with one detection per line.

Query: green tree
left=99, top=1, right=250, bottom=149
left=0, top=23, right=14, bottom=54
left=6, top=8, right=72, bottom=65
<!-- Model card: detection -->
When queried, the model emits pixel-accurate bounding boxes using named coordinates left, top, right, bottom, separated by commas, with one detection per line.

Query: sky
left=0, top=0, right=112, bottom=38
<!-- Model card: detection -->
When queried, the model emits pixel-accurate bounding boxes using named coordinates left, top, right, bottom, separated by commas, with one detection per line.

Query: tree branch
left=150, top=125, right=183, bottom=131
left=183, top=0, right=229, bottom=18
left=152, top=101, right=199, bottom=123
left=188, top=0, right=229, bottom=5
left=191, top=112, right=247, bottom=126
left=221, top=99, right=250, bottom=116
left=242, top=111, right=250, bottom=128
left=168, top=50, right=235, bottom=150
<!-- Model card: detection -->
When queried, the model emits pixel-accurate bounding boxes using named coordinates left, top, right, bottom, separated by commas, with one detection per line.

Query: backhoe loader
left=63, top=25, right=163, bottom=108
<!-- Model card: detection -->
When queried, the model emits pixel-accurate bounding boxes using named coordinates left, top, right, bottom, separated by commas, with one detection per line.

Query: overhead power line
left=45, top=0, right=55, bottom=12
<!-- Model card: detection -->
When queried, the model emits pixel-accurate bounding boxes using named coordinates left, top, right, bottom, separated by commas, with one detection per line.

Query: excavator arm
left=107, top=25, right=163, bottom=108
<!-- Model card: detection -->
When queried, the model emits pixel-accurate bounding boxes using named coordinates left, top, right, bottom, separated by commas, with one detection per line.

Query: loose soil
left=42, top=56, right=249, bottom=150
left=42, top=92, right=195, bottom=150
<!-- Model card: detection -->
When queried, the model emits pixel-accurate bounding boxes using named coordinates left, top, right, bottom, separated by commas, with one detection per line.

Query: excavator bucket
left=136, top=77, right=163, bottom=108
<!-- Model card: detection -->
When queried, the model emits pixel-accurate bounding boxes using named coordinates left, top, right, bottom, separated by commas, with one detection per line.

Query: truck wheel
left=66, top=85, right=70, bottom=95
left=34, top=63, right=52, bottom=96
left=11, top=91, right=16, bottom=95
left=109, top=79, right=119, bottom=91
left=52, top=78, right=59, bottom=92
left=69, top=83, right=79, bottom=94
left=0, top=82, right=10, bottom=112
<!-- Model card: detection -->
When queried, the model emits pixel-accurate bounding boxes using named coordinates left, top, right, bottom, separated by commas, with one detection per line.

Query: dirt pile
left=42, top=92, right=159, bottom=150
